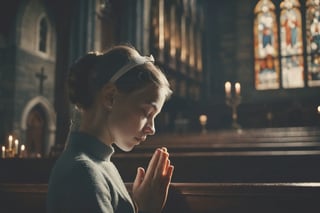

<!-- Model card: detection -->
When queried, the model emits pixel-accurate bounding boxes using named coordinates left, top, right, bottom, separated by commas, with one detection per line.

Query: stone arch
left=20, top=96, right=56, bottom=157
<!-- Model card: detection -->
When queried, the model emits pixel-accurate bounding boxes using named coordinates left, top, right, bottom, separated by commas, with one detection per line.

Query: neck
left=78, top=109, right=113, bottom=146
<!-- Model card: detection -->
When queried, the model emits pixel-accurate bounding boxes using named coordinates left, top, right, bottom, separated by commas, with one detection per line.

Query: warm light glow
left=8, top=135, right=13, bottom=150
left=197, top=33, right=202, bottom=71
left=14, top=139, right=19, bottom=155
left=20, top=144, right=25, bottom=158
left=1, top=146, right=5, bottom=158
left=180, top=17, right=186, bottom=62
left=225, top=81, right=231, bottom=97
left=189, top=29, right=195, bottom=67
left=199, top=114, right=208, bottom=125
left=159, top=0, right=164, bottom=49
left=317, top=105, right=320, bottom=114
left=235, top=82, right=241, bottom=96
left=170, top=6, right=176, bottom=57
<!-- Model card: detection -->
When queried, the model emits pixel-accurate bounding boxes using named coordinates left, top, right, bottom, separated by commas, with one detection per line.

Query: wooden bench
left=115, top=126, right=320, bottom=155
left=113, top=150, right=320, bottom=182
left=165, top=182, right=320, bottom=213
left=1, top=182, right=319, bottom=213
left=2, top=150, right=320, bottom=183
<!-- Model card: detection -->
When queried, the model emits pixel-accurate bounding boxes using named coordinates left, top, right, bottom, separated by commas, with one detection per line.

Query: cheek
left=111, top=109, right=145, bottom=132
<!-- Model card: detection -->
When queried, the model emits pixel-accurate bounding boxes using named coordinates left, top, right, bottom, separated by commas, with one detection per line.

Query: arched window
left=254, top=0, right=279, bottom=90
left=306, top=0, right=320, bottom=86
left=280, top=0, right=303, bottom=88
left=254, top=0, right=320, bottom=90
left=39, top=17, right=48, bottom=53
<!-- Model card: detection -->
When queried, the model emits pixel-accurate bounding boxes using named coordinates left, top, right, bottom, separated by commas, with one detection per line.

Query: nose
left=144, top=119, right=155, bottom=135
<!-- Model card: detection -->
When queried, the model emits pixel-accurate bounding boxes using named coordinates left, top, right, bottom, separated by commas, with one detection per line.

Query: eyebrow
left=145, top=102, right=159, bottom=113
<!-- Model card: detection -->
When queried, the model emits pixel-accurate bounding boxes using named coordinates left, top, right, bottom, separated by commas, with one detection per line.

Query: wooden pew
left=103, top=126, right=320, bottom=154
left=164, top=182, right=320, bottom=213
left=0, top=127, right=319, bottom=212
left=0, top=183, right=47, bottom=213
left=0, top=182, right=319, bottom=213
left=113, top=151, right=320, bottom=183
left=1, top=149, right=320, bottom=184
left=130, top=126, right=320, bottom=153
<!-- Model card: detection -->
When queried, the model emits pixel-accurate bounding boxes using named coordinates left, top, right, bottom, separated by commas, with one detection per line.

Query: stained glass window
left=280, top=0, right=304, bottom=88
left=254, top=0, right=280, bottom=90
left=254, top=0, right=320, bottom=89
left=306, top=0, right=320, bottom=86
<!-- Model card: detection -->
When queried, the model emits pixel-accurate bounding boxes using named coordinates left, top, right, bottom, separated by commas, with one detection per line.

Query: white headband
left=109, top=55, right=155, bottom=83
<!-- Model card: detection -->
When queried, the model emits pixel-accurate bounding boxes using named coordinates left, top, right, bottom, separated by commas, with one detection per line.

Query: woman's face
left=108, top=84, right=166, bottom=152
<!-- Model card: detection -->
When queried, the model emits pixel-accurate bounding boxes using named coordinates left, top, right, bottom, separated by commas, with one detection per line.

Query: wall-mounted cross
left=35, top=67, right=47, bottom=94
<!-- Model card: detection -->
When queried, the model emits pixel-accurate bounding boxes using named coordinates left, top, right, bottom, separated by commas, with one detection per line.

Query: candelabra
left=1, top=135, right=25, bottom=159
left=225, top=81, right=241, bottom=130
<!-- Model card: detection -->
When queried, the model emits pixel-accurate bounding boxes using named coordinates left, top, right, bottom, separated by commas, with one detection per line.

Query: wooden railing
left=1, top=182, right=319, bottom=213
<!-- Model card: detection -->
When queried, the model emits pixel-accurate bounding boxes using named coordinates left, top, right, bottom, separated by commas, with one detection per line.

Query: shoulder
left=50, top=151, right=105, bottom=186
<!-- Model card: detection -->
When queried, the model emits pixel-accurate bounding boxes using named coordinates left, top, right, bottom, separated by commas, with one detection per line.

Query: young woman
left=47, top=44, right=174, bottom=213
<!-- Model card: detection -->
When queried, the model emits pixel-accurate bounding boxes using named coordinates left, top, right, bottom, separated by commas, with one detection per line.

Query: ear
left=100, top=83, right=117, bottom=109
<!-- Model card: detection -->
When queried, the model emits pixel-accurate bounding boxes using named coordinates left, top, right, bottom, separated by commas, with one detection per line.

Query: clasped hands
left=132, top=147, right=174, bottom=213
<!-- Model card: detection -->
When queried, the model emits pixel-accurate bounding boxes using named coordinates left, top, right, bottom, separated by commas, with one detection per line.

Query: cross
left=35, top=67, right=47, bottom=94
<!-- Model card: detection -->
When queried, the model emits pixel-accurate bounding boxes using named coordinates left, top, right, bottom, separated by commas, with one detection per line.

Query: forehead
left=126, top=84, right=166, bottom=106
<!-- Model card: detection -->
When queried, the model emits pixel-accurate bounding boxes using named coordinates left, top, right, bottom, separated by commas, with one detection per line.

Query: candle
left=1, top=146, right=5, bottom=158
left=20, top=145, right=25, bottom=158
left=14, top=139, right=19, bottom=155
left=225, top=81, right=231, bottom=97
left=235, top=82, right=241, bottom=96
left=8, top=135, right=13, bottom=150
left=199, top=114, right=208, bottom=126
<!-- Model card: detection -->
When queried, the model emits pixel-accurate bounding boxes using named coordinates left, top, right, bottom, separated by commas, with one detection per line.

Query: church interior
left=0, top=0, right=320, bottom=212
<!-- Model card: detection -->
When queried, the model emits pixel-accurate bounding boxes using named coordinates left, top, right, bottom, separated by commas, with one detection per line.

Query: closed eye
left=141, top=104, right=158, bottom=118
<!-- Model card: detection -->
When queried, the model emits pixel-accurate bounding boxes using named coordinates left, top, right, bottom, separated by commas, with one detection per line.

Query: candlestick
left=225, top=81, right=242, bottom=130
left=1, top=146, right=5, bottom=158
left=8, top=135, right=13, bottom=150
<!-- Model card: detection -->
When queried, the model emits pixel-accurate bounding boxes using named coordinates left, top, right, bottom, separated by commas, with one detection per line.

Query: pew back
left=0, top=182, right=319, bottom=213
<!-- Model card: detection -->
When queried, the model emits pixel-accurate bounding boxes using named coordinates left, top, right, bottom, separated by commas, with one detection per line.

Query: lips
left=135, top=136, right=147, bottom=142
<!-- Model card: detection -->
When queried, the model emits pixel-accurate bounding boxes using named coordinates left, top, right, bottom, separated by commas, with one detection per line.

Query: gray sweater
left=47, top=131, right=136, bottom=213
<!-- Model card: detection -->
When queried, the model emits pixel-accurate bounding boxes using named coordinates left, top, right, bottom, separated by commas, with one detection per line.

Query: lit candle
left=8, top=135, right=13, bottom=150
left=20, top=145, right=25, bottom=158
left=199, top=114, right=208, bottom=134
left=317, top=105, right=320, bottom=114
left=199, top=114, right=208, bottom=126
left=235, top=82, right=241, bottom=96
left=14, top=139, right=19, bottom=155
left=1, top=146, right=5, bottom=158
left=225, top=81, right=231, bottom=97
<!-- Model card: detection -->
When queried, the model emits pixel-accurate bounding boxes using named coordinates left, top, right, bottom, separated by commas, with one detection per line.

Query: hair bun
left=67, top=52, right=100, bottom=108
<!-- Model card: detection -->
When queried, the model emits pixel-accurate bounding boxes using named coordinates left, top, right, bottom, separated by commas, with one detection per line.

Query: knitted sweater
left=47, top=131, right=136, bottom=213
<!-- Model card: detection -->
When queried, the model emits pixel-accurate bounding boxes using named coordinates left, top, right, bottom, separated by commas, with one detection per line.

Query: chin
left=115, top=142, right=135, bottom=152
